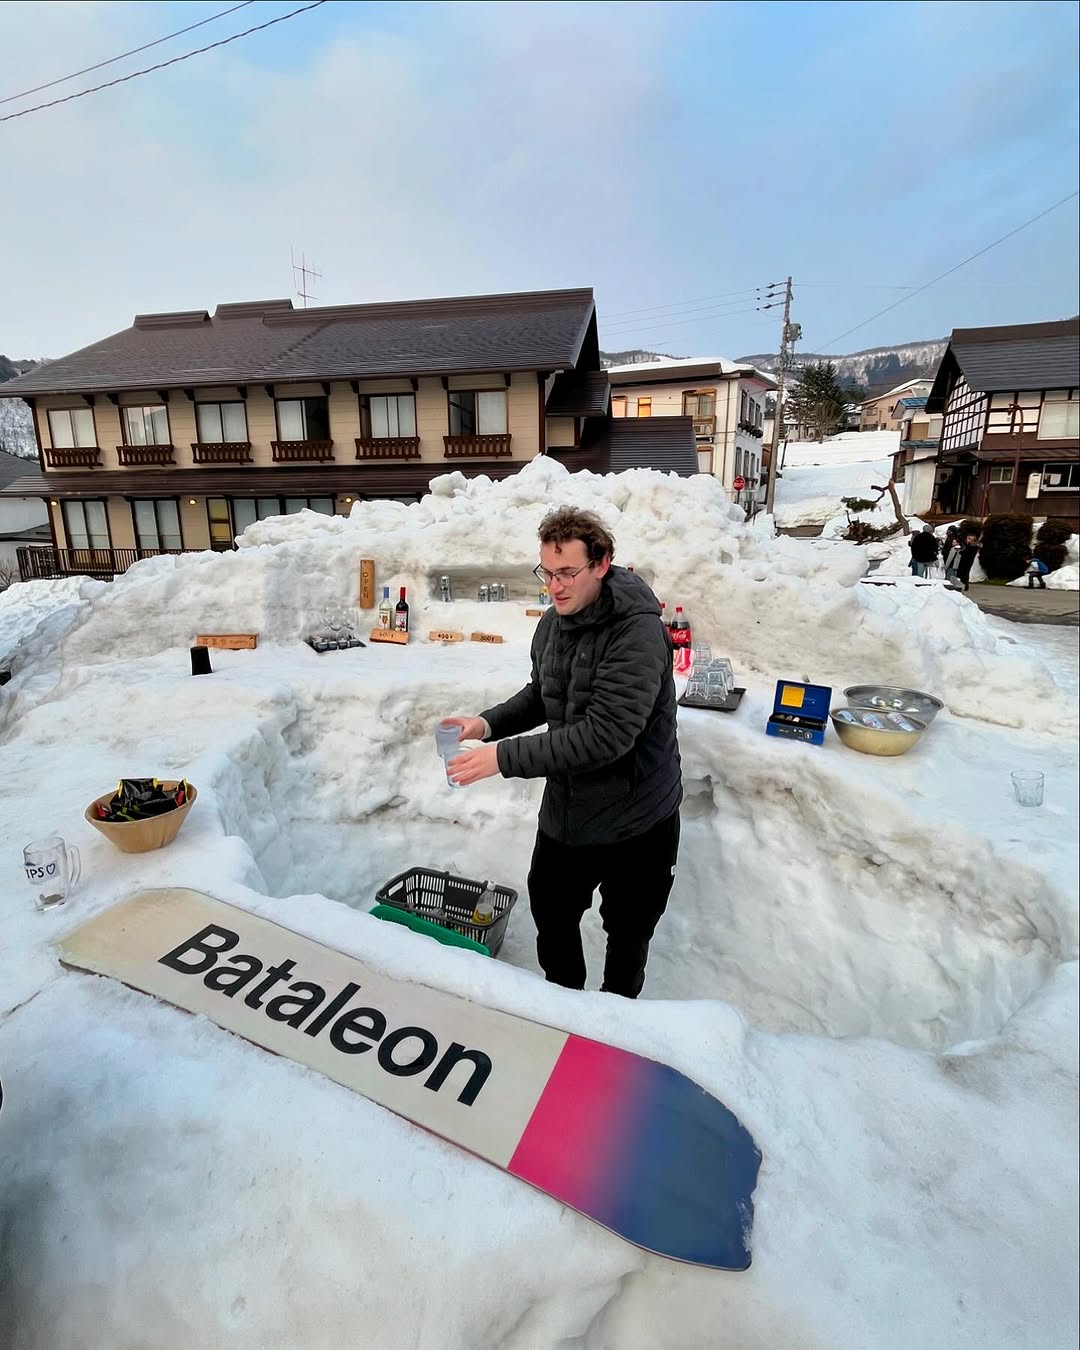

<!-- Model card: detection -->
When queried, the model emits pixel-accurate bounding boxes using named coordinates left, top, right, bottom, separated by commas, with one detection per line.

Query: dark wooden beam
left=236, top=385, right=247, bottom=399
left=349, top=380, right=360, bottom=396
left=441, top=376, right=449, bottom=391
left=182, top=388, right=195, bottom=402
left=409, top=376, right=418, bottom=392
left=503, top=372, right=512, bottom=388
left=320, top=381, right=331, bottom=398
left=106, top=393, right=119, bottom=405
left=81, top=393, right=95, bottom=407
left=157, top=390, right=170, bottom=404
left=264, top=384, right=275, bottom=401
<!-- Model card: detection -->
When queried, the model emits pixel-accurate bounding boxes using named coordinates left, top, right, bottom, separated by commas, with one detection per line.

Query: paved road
left=965, top=583, right=1079, bottom=627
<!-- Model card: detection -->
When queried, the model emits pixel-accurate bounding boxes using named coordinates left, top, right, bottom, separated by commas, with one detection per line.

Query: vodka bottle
left=394, top=587, right=409, bottom=633
left=377, top=586, right=392, bottom=630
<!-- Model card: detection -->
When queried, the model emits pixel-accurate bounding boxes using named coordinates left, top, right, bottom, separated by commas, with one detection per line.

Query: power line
left=603, top=287, right=764, bottom=321
left=0, top=2, right=255, bottom=107
left=600, top=293, right=779, bottom=335
left=0, top=0, right=330, bottom=124
left=817, top=189, right=1080, bottom=350
left=600, top=304, right=768, bottom=344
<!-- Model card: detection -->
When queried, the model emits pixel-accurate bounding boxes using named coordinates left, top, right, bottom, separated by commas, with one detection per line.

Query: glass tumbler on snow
left=435, top=721, right=464, bottom=788
left=23, top=835, right=81, bottom=911
left=1010, top=771, right=1045, bottom=807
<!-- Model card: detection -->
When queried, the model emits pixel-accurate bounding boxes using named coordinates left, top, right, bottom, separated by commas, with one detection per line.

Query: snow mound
left=774, top=431, right=899, bottom=529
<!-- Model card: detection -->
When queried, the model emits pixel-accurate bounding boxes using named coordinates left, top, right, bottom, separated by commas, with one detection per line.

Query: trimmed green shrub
left=1034, top=542, right=1068, bottom=573
left=1036, top=518, right=1073, bottom=547
left=979, top=513, right=1034, bottom=580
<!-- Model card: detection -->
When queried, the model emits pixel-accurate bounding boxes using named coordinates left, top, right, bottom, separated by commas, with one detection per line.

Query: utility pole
left=764, top=276, right=796, bottom=516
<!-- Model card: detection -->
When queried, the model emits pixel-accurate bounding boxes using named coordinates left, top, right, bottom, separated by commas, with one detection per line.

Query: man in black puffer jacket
left=445, top=507, right=682, bottom=997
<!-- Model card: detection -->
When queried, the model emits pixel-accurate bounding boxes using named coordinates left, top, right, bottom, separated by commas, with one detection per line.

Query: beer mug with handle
left=23, top=835, right=81, bottom=911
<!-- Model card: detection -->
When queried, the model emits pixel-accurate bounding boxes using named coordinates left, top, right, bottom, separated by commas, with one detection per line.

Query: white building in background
left=0, top=449, right=50, bottom=581
left=606, top=357, right=776, bottom=507
left=892, top=395, right=943, bottom=517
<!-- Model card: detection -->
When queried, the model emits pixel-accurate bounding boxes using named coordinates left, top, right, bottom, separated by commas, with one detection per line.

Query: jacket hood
left=560, top=565, right=660, bottom=631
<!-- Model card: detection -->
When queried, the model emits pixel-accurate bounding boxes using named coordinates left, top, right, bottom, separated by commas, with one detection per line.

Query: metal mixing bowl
left=830, top=708, right=928, bottom=757
left=843, top=685, right=944, bottom=724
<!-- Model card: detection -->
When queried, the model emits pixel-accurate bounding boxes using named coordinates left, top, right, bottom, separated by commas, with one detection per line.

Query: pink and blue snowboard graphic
left=510, top=1035, right=760, bottom=1269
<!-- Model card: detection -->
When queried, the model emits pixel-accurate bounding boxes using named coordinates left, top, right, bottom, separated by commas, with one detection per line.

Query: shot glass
left=435, top=721, right=463, bottom=788
left=1010, top=771, right=1044, bottom=807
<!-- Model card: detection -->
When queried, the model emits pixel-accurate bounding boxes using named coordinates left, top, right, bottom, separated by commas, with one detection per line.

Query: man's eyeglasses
left=533, top=563, right=593, bottom=586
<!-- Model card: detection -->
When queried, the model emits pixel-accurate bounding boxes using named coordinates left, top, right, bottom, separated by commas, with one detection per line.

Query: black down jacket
left=480, top=566, right=682, bottom=846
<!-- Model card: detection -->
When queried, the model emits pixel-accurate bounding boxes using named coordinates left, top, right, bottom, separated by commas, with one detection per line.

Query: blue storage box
left=765, top=680, right=832, bottom=746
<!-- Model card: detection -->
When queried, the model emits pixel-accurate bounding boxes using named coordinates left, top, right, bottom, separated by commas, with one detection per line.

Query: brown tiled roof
left=545, top=369, right=611, bottom=417
left=0, top=462, right=533, bottom=500
left=927, top=317, right=1080, bottom=409
left=0, top=289, right=596, bottom=397
left=549, top=416, right=699, bottom=476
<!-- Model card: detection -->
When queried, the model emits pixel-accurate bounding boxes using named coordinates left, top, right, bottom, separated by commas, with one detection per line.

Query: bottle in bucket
left=472, top=881, right=496, bottom=926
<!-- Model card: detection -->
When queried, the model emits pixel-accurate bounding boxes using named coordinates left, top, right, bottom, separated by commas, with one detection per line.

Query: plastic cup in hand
left=23, top=834, right=81, bottom=911
left=1011, top=771, right=1044, bottom=807
left=435, top=721, right=463, bottom=788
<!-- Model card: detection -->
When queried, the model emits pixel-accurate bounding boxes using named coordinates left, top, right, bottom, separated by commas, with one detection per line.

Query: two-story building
left=924, top=318, right=1079, bottom=524
left=858, top=379, right=932, bottom=432
left=605, top=356, right=776, bottom=506
left=0, top=288, right=697, bottom=580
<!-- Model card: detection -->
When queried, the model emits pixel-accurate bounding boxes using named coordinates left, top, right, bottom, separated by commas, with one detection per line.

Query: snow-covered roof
left=861, top=379, right=931, bottom=406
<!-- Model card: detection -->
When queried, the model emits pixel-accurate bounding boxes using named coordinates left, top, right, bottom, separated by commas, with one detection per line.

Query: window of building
left=612, top=395, right=627, bottom=418
left=133, top=499, right=183, bottom=551
left=448, top=390, right=507, bottom=436
left=276, top=397, right=330, bottom=441
left=986, top=390, right=1040, bottom=436
left=362, top=394, right=417, bottom=438
left=894, top=460, right=907, bottom=483
left=196, top=401, right=248, bottom=443
left=47, top=407, right=96, bottom=448
left=683, top=390, right=716, bottom=418
left=62, top=499, right=109, bottom=550
left=637, top=397, right=652, bottom=419
left=1038, top=390, right=1079, bottom=440
left=987, top=465, right=1014, bottom=484
left=220, top=496, right=336, bottom=542
left=122, top=404, right=170, bottom=446
left=735, top=448, right=743, bottom=477
left=1042, top=462, right=1080, bottom=491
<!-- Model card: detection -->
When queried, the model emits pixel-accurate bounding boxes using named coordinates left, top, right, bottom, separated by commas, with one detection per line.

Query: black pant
left=1027, top=575, right=1046, bottom=589
left=527, top=811, right=680, bottom=998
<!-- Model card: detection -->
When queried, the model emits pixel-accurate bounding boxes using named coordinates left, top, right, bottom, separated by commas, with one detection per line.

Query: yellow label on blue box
left=780, top=685, right=805, bottom=709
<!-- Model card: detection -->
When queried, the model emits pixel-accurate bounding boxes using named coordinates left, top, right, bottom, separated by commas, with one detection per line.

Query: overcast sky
left=2, top=0, right=1078, bottom=361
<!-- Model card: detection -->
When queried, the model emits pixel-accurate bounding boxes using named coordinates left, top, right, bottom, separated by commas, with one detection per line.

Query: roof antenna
left=291, top=245, right=323, bottom=308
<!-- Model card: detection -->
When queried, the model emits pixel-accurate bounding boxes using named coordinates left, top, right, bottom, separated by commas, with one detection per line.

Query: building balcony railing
left=117, top=444, right=175, bottom=466
left=192, top=441, right=253, bottom=464
left=271, top=439, right=335, bottom=463
left=43, top=446, right=102, bottom=469
left=16, top=545, right=203, bottom=583
left=443, top=433, right=513, bottom=459
left=355, top=436, right=422, bottom=460
left=900, top=438, right=940, bottom=451
left=692, top=417, right=716, bottom=438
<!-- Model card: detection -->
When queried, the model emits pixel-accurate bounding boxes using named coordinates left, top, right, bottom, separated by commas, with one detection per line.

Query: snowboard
left=57, top=888, right=761, bottom=1270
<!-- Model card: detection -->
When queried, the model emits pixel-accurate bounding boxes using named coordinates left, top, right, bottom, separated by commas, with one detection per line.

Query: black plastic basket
left=374, top=868, right=518, bottom=957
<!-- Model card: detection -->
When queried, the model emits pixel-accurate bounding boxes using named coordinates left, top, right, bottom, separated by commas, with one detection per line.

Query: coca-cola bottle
left=670, top=606, right=692, bottom=674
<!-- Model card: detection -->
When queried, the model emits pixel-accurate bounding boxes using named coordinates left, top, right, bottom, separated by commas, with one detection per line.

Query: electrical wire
left=816, top=189, right=1080, bottom=350
left=0, top=2, right=255, bottom=106
left=0, top=1, right=329, bottom=124
left=600, top=304, right=768, bottom=344
left=602, top=287, right=766, bottom=321
left=600, top=294, right=779, bottom=336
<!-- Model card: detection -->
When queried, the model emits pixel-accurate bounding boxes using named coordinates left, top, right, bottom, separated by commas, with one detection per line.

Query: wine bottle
left=394, top=586, right=410, bottom=633
left=378, top=586, right=392, bottom=630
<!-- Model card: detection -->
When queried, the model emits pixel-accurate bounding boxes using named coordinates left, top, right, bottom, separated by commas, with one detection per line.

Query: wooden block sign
left=359, top=559, right=376, bottom=610
left=471, top=632, right=504, bottom=645
left=427, top=630, right=465, bottom=643
left=195, top=633, right=258, bottom=651
left=369, top=628, right=409, bottom=645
